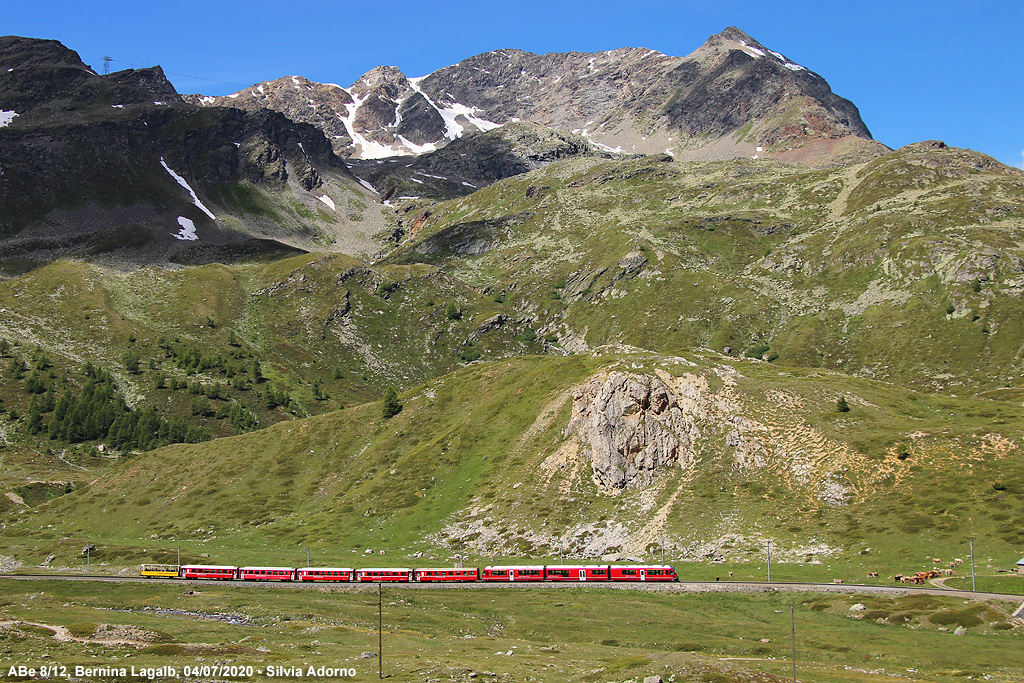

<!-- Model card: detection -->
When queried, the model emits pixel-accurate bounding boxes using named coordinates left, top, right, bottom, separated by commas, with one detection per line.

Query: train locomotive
left=142, top=563, right=678, bottom=583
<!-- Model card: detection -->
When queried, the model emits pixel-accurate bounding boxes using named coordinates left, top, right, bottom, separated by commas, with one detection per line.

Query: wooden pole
left=970, top=538, right=976, bottom=592
left=791, top=605, right=796, bottom=682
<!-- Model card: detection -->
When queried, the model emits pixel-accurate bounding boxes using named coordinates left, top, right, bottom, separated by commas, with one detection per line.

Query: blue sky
left=5, top=1, right=1022, bottom=166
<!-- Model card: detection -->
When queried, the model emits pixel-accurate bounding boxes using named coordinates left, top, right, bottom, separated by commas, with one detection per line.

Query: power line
left=104, top=58, right=250, bottom=88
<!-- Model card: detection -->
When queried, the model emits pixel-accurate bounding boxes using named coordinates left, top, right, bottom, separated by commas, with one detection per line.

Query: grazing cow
left=833, top=579, right=844, bottom=584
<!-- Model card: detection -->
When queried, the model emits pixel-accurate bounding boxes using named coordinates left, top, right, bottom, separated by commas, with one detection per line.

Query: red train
left=144, top=563, right=678, bottom=583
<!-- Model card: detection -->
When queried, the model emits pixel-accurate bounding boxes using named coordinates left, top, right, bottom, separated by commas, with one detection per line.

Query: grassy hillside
left=385, top=144, right=1024, bottom=392
left=0, top=252, right=546, bottom=508
left=5, top=351, right=1022, bottom=581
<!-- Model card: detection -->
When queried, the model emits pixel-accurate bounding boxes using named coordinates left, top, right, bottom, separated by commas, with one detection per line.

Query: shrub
left=746, top=344, right=771, bottom=358
left=929, top=609, right=984, bottom=628
left=837, top=396, right=851, bottom=413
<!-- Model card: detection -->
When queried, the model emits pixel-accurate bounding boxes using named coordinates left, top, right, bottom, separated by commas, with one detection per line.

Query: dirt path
left=0, top=620, right=156, bottom=647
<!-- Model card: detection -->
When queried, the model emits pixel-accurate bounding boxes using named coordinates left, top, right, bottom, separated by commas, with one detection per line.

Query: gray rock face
left=191, top=27, right=878, bottom=166
left=186, top=75, right=356, bottom=156
left=565, top=372, right=701, bottom=491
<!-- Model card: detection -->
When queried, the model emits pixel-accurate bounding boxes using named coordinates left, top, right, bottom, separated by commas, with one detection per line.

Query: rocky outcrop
left=565, top=372, right=701, bottom=491
left=351, top=122, right=605, bottom=200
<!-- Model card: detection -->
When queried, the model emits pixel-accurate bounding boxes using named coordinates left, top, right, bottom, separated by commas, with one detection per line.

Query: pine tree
left=251, top=358, right=263, bottom=383
left=381, top=387, right=402, bottom=419
left=312, top=380, right=326, bottom=401
left=836, top=396, right=851, bottom=413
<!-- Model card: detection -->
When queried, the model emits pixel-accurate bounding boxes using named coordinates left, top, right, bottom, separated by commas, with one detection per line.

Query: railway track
left=2, top=572, right=1022, bottom=603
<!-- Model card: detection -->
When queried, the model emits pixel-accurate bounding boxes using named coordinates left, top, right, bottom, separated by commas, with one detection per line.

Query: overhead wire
left=104, top=58, right=250, bottom=89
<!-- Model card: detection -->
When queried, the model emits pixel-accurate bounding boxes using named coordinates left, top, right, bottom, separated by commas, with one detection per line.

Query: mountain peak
left=714, top=26, right=757, bottom=44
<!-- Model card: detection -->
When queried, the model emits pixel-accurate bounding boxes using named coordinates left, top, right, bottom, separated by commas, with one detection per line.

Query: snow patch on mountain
left=159, top=157, right=216, bottom=220
left=0, top=110, right=18, bottom=127
left=171, top=216, right=199, bottom=241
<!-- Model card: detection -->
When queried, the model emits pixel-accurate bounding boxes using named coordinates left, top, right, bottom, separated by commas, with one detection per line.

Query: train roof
left=238, top=566, right=295, bottom=571
left=608, top=564, right=675, bottom=569
left=356, top=567, right=413, bottom=572
left=415, top=567, right=479, bottom=572
left=180, top=564, right=237, bottom=570
left=545, top=564, right=611, bottom=569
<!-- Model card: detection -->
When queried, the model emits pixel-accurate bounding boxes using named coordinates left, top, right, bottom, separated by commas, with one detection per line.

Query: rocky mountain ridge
left=0, top=36, right=386, bottom=268
left=190, top=27, right=885, bottom=167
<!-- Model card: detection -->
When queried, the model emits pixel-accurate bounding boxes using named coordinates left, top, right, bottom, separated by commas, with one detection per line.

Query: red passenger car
left=356, top=568, right=412, bottom=582
left=414, top=567, right=479, bottom=582
left=608, top=564, right=678, bottom=581
left=544, top=565, right=610, bottom=581
left=297, top=567, right=353, bottom=582
left=481, top=565, right=546, bottom=582
left=238, top=566, right=295, bottom=581
left=180, top=564, right=237, bottom=580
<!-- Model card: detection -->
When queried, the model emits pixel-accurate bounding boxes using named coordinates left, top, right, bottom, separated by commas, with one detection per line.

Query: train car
left=356, top=568, right=413, bottom=582
left=481, top=565, right=546, bottom=582
left=180, top=564, right=237, bottom=580
left=544, top=565, right=610, bottom=582
left=297, top=567, right=354, bottom=582
left=413, top=567, right=480, bottom=582
left=238, top=566, right=296, bottom=581
left=140, top=564, right=180, bottom=578
left=608, top=564, right=678, bottom=582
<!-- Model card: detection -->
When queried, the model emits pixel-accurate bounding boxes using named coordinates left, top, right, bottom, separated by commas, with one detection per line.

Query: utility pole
left=790, top=605, right=797, bottom=682
left=767, top=540, right=772, bottom=583
left=102, top=56, right=112, bottom=75
left=970, top=538, right=976, bottom=592
left=378, top=582, right=383, bottom=679
left=177, top=546, right=180, bottom=567
left=86, top=546, right=90, bottom=576
left=305, top=548, right=309, bottom=568
left=559, top=542, right=562, bottom=565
